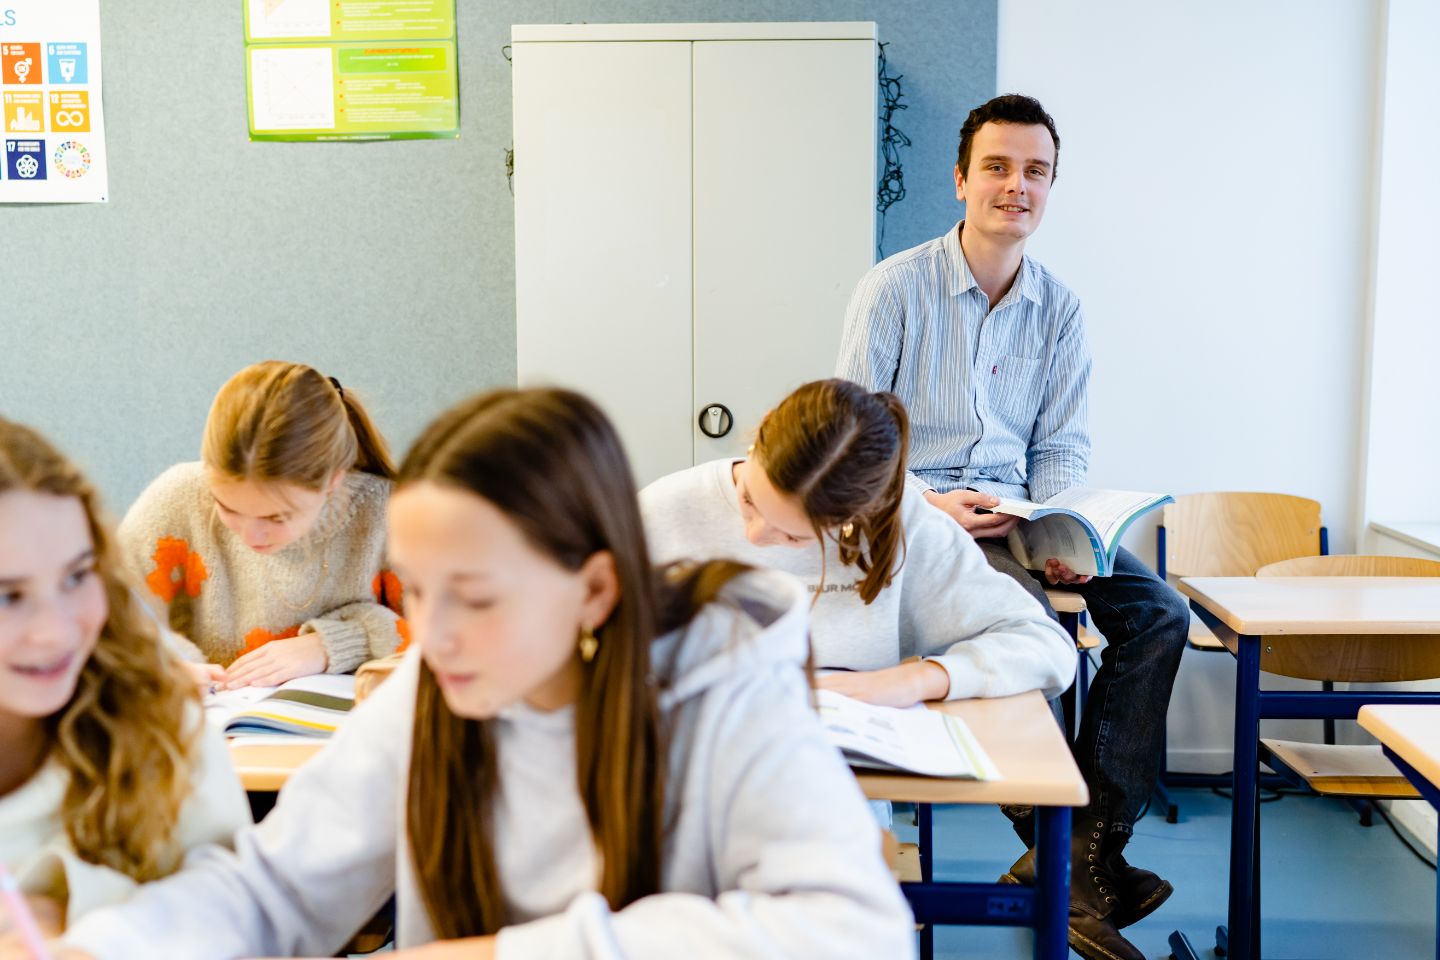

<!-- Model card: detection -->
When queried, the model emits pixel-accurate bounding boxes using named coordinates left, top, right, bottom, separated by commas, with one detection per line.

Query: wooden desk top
left=856, top=690, right=1089, bottom=807
left=233, top=691, right=1090, bottom=807
left=231, top=740, right=325, bottom=792
left=1178, top=577, right=1440, bottom=636
left=1358, top=704, right=1440, bottom=789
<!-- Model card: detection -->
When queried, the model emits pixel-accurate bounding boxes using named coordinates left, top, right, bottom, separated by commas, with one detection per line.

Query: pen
left=0, top=864, right=54, bottom=960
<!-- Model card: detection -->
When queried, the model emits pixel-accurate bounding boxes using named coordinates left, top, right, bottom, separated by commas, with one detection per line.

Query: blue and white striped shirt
left=836, top=222, right=1091, bottom=504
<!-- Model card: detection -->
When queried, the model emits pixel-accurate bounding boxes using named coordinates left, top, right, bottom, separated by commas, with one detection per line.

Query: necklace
left=260, top=548, right=331, bottom=613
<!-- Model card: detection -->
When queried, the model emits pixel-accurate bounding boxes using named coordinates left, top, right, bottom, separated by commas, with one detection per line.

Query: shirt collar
left=946, top=220, right=1043, bottom=306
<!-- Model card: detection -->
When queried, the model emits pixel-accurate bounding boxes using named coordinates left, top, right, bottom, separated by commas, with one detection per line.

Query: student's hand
left=0, top=893, right=63, bottom=939
left=224, top=634, right=328, bottom=688
left=923, top=490, right=1019, bottom=539
left=185, top=661, right=227, bottom=692
left=816, top=661, right=951, bottom=707
left=1043, top=558, right=1092, bottom=586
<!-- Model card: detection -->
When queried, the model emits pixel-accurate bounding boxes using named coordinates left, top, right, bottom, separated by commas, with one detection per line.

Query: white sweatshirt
left=62, top=570, right=916, bottom=960
left=640, top=459, right=1075, bottom=700
left=0, top=719, right=250, bottom=926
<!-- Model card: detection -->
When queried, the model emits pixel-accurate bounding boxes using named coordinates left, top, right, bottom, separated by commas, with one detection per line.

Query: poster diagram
left=0, top=0, right=107, bottom=202
left=244, top=0, right=458, bottom=141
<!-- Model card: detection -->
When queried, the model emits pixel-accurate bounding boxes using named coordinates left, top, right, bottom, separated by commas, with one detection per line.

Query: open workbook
left=816, top=689, right=1000, bottom=780
left=990, top=487, right=1173, bottom=577
left=205, top=674, right=356, bottom=738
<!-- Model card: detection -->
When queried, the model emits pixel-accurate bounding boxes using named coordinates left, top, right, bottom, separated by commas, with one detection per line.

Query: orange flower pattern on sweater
left=372, top=571, right=412, bottom=652
left=239, top=624, right=302, bottom=659
left=144, top=536, right=209, bottom=603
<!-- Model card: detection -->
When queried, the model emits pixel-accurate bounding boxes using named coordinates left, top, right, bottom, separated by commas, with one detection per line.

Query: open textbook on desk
left=991, top=487, right=1172, bottom=577
left=816, top=689, right=1000, bottom=780
left=205, top=674, right=355, bottom=738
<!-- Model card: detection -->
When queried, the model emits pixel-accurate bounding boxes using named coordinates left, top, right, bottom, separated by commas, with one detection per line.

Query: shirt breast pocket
left=986, top=355, right=1046, bottom=435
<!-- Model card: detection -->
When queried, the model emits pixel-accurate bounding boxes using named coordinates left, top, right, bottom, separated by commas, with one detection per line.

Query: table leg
left=919, top=803, right=934, bottom=960
left=1228, top=634, right=1261, bottom=960
left=1034, top=805, right=1071, bottom=960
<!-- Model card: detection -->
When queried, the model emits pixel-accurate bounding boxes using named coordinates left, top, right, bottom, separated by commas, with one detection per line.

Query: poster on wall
left=243, top=0, right=459, bottom=142
left=0, top=0, right=108, bottom=203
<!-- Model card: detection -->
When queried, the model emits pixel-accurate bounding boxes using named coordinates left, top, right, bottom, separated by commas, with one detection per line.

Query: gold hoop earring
left=578, top=625, right=599, bottom=664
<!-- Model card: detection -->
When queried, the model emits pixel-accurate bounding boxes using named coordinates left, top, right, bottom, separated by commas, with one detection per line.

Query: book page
left=1008, top=515, right=1101, bottom=576
left=815, top=689, right=999, bottom=780
left=1041, top=488, right=1171, bottom=550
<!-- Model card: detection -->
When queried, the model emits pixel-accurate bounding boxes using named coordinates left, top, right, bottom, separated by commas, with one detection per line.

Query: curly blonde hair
left=0, top=418, right=200, bottom=881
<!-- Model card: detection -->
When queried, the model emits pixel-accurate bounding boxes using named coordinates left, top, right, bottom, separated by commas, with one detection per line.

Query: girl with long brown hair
left=54, top=388, right=913, bottom=959
left=0, top=418, right=248, bottom=942
left=642, top=378, right=1074, bottom=708
left=119, top=360, right=406, bottom=689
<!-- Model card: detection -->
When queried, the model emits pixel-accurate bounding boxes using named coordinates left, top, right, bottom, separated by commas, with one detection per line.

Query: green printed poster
left=244, top=0, right=455, bottom=42
left=243, top=0, right=458, bottom=141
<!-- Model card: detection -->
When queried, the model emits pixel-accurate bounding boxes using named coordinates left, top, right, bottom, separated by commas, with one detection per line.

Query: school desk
left=1170, top=576, right=1440, bottom=960
left=858, top=689, right=1089, bottom=960
left=1358, top=704, right=1440, bottom=960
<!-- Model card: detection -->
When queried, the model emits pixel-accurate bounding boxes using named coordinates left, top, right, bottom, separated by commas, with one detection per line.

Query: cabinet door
left=513, top=41, right=693, bottom=487
left=692, top=40, right=876, bottom=461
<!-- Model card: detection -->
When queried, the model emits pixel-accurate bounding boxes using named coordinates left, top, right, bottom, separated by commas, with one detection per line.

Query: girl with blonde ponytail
left=641, top=378, right=1075, bottom=708
left=119, top=361, right=407, bottom=689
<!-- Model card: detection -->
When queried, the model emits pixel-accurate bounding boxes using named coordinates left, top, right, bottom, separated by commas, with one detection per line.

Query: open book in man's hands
left=816, top=688, right=1000, bottom=780
left=991, top=487, right=1173, bottom=577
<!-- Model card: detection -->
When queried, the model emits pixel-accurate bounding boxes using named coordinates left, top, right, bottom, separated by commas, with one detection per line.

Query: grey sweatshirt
left=640, top=459, right=1075, bottom=700
left=62, top=570, right=916, bottom=960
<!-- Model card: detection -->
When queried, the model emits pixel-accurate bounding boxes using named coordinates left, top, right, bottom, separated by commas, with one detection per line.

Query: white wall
left=997, top=0, right=1385, bottom=772
left=1359, top=0, right=1440, bottom=530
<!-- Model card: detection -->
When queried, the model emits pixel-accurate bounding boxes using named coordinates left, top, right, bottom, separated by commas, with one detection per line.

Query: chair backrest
left=1249, top=554, right=1440, bottom=682
left=1162, top=492, right=1322, bottom=578
left=1257, top=555, right=1440, bottom=577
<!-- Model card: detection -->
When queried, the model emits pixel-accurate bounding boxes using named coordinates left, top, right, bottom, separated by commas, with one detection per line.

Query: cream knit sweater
left=118, top=462, right=405, bottom=673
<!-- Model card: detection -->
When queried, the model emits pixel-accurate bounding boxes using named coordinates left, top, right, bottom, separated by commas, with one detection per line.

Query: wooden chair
left=1154, top=493, right=1326, bottom=820
left=1253, top=555, right=1440, bottom=808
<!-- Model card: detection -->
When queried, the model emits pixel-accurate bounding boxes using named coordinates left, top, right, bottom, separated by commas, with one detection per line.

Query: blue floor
left=897, top=788, right=1437, bottom=959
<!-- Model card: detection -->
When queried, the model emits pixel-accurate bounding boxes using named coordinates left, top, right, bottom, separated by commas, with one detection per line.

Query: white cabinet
left=513, top=22, right=877, bottom=486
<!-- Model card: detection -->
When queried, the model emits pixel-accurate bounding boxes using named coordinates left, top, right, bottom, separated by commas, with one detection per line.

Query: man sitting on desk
left=836, top=93, right=1188, bottom=960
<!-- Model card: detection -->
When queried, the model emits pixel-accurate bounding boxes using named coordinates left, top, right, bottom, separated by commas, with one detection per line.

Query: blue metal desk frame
left=908, top=802, right=1072, bottom=960
left=1169, top=600, right=1440, bottom=960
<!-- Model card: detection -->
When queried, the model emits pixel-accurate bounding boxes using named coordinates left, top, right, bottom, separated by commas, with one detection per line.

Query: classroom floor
left=898, top=787, right=1437, bottom=960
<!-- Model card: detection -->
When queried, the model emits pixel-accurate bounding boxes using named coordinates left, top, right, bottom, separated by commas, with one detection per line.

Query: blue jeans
left=978, top=542, right=1188, bottom=838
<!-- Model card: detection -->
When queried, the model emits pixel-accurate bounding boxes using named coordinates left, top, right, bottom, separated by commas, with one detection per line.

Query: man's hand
left=224, top=634, right=328, bottom=689
left=815, top=661, right=951, bottom=708
left=923, top=490, right=1019, bottom=539
left=1043, top=558, right=1092, bottom=586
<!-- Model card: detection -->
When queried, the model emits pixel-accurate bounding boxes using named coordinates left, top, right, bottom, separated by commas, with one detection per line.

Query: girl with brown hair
left=54, top=388, right=913, bottom=959
left=642, top=378, right=1074, bottom=708
left=119, top=360, right=406, bottom=689
left=0, top=418, right=248, bottom=942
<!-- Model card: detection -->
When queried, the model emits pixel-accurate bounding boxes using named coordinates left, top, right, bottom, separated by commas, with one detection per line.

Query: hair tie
left=328, top=376, right=344, bottom=400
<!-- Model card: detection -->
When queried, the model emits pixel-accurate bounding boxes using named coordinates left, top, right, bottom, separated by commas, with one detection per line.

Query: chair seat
left=1187, top=620, right=1227, bottom=651
left=1260, top=738, right=1421, bottom=799
left=1044, top=588, right=1086, bottom=615
left=1076, top=625, right=1100, bottom=650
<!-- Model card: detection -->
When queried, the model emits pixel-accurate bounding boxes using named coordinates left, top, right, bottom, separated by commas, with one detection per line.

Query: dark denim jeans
left=977, top=541, right=1188, bottom=838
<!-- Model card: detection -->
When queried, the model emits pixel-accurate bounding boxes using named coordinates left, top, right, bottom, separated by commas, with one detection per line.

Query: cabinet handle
left=697, top=403, right=734, bottom=439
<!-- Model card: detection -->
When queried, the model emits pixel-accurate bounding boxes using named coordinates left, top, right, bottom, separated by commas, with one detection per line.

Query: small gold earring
left=578, top=625, right=599, bottom=663
left=841, top=521, right=855, bottom=539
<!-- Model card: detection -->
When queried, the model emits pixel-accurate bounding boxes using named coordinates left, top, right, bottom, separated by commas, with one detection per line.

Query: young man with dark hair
left=836, top=93, right=1188, bottom=960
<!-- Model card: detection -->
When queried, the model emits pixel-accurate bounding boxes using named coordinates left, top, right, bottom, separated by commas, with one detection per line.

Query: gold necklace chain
left=259, top=549, right=331, bottom=613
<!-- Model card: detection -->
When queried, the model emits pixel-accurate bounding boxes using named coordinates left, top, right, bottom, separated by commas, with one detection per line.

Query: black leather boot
left=999, top=816, right=1145, bottom=960
left=1105, top=833, right=1173, bottom=929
